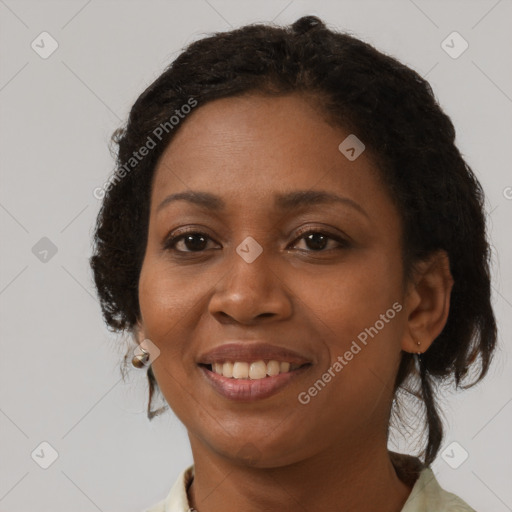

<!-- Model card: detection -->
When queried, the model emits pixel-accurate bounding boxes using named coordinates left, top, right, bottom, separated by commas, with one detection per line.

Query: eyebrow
left=156, top=190, right=369, bottom=219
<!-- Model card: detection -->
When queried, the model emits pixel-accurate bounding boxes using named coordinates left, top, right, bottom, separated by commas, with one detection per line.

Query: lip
left=199, top=363, right=312, bottom=402
left=197, top=342, right=312, bottom=365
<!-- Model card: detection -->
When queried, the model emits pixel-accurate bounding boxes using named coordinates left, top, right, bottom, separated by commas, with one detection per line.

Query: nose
left=207, top=242, right=293, bottom=325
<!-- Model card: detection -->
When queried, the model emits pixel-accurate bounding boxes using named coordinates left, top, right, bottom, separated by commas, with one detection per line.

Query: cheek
left=137, top=260, right=202, bottom=420
left=139, top=257, right=205, bottom=330
left=137, top=260, right=199, bottom=375
left=295, top=251, right=404, bottom=410
left=299, top=249, right=404, bottom=346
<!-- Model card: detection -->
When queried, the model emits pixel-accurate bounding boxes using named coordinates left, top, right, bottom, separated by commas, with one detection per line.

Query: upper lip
left=197, top=342, right=313, bottom=365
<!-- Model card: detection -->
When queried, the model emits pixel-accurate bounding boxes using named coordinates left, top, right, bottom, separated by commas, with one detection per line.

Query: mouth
left=198, top=360, right=313, bottom=402
left=201, top=359, right=309, bottom=378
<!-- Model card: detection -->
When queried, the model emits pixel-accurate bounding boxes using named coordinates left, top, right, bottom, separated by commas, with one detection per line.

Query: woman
left=90, top=15, right=497, bottom=511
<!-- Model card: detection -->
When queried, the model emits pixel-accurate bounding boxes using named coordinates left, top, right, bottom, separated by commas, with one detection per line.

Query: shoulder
left=401, top=467, right=477, bottom=512
left=143, top=499, right=165, bottom=512
left=389, top=451, right=476, bottom=512
left=142, top=465, right=195, bottom=512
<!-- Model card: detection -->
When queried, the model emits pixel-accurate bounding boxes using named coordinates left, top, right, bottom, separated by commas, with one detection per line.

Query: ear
left=401, top=250, right=454, bottom=354
left=133, top=320, right=147, bottom=345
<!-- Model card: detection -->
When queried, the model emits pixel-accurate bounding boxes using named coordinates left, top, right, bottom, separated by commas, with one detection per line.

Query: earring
left=415, top=341, right=423, bottom=365
left=132, top=347, right=150, bottom=368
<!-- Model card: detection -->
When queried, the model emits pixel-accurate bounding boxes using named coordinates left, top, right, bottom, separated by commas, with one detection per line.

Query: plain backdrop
left=0, top=1, right=511, bottom=511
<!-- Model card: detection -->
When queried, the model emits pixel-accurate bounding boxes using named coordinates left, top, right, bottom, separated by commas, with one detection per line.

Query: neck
left=187, top=437, right=414, bottom=512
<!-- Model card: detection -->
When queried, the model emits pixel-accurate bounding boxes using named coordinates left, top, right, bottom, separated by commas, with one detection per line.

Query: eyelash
left=162, top=226, right=350, bottom=255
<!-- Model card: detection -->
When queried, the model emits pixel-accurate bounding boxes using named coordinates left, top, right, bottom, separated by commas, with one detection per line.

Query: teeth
left=222, top=362, right=233, bottom=378
left=266, top=360, right=280, bottom=376
left=210, top=359, right=303, bottom=379
left=249, top=361, right=267, bottom=379
left=232, top=362, right=249, bottom=379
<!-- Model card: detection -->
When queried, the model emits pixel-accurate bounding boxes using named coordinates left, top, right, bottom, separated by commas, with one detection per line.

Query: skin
left=136, top=93, right=454, bottom=512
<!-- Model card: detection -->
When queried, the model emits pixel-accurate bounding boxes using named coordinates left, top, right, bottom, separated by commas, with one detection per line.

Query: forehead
left=150, top=94, right=389, bottom=217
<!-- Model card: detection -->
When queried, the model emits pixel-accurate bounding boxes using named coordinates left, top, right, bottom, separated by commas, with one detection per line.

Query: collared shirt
left=143, top=452, right=476, bottom=512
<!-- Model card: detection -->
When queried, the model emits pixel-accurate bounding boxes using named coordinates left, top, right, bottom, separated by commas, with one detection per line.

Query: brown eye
left=164, top=232, right=214, bottom=252
left=291, top=229, right=348, bottom=252
left=301, top=232, right=329, bottom=251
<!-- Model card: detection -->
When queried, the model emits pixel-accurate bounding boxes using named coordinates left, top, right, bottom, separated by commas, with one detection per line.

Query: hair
left=89, top=15, right=497, bottom=467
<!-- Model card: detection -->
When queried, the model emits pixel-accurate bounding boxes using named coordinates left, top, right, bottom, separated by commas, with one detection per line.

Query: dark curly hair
left=89, top=15, right=497, bottom=467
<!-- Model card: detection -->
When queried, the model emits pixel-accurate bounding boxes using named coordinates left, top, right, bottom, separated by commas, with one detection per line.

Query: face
left=137, top=93, right=409, bottom=467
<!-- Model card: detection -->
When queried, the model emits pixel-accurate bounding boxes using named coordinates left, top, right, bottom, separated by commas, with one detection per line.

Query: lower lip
left=199, top=364, right=311, bottom=402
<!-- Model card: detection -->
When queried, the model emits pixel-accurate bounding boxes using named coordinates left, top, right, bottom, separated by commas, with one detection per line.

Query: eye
left=163, top=227, right=349, bottom=254
left=163, top=230, right=218, bottom=253
left=290, top=228, right=349, bottom=252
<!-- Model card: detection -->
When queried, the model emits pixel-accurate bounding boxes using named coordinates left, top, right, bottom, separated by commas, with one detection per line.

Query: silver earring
left=132, top=347, right=150, bottom=368
left=416, top=341, right=422, bottom=365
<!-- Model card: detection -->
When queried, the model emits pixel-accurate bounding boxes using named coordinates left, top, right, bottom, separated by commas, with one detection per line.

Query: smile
left=199, top=361, right=312, bottom=402
left=209, top=360, right=304, bottom=379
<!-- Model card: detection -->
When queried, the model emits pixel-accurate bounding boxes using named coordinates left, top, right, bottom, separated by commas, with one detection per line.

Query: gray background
left=0, top=0, right=511, bottom=511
